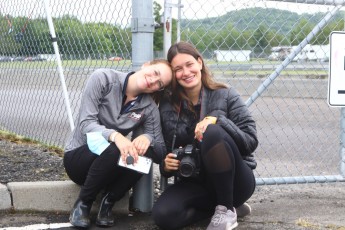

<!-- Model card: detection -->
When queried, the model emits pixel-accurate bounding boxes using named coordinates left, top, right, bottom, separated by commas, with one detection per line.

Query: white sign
left=328, top=31, right=345, bottom=107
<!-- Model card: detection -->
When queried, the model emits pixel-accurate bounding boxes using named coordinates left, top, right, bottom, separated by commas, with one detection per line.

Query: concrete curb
left=1, top=181, right=128, bottom=213
left=1, top=182, right=345, bottom=229
left=0, top=183, right=11, bottom=210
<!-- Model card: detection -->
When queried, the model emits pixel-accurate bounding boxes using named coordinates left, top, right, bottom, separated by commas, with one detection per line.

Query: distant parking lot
left=0, top=56, right=47, bottom=62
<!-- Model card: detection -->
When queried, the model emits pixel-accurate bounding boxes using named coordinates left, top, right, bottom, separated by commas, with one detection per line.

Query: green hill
left=181, top=7, right=343, bottom=35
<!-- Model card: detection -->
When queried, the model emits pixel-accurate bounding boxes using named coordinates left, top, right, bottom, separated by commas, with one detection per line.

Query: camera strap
left=171, top=87, right=204, bottom=152
left=171, top=101, right=181, bottom=152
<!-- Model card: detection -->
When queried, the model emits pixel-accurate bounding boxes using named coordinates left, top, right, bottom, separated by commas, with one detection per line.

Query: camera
left=172, top=144, right=200, bottom=178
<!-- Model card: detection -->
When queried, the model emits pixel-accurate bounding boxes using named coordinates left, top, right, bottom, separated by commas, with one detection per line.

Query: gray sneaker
left=206, top=205, right=238, bottom=230
left=236, top=202, right=251, bottom=218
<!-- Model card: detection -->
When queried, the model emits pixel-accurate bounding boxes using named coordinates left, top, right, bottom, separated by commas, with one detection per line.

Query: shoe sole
left=95, top=220, right=115, bottom=227
left=69, top=218, right=90, bottom=228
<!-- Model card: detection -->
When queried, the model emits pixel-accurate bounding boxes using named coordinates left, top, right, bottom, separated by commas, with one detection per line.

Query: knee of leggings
left=203, top=124, right=236, bottom=142
left=152, top=205, right=174, bottom=229
left=202, top=125, right=226, bottom=145
left=101, top=144, right=120, bottom=159
left=204, top=124, right=222, bottom=138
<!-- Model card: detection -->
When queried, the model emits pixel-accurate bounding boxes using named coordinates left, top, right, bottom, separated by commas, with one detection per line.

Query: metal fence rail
left=0, top=0, right=344, bottom=187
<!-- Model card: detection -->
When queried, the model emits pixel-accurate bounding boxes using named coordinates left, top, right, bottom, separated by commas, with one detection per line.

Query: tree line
left=0, top=3, right=343, bottom=58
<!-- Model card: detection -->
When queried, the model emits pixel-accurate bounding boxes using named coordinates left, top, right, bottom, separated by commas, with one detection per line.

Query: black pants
left=63, top=144, right=142, bottom=204
left=152, top=125, right=256, bottom=230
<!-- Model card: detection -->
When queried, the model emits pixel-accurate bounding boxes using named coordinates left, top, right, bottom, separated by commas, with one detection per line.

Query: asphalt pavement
left=1, top=182, right=344, bottom=230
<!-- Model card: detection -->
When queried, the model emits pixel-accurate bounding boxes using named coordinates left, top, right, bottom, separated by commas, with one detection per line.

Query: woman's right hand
left=113, top=133, right=139, bottom=164
left=164, top=153, right=180, bottom=172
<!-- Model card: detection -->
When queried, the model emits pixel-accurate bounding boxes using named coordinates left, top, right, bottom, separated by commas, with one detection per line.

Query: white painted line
left=0, top=223, right=72, bottom=230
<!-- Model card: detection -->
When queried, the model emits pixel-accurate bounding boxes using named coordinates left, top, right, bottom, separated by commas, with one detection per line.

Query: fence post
left=131, top=0, right=155, bottom=212
left=163, top=0, right=173, bottom=55
left=245, top=4, right=342, bottom=107
left=131, top=0, right=154, bottom=70
left=340, top=8, right=345, bottom=177
left=340, top=108, right=345, bottom=178
left=43, top=0, right=74, bottom=131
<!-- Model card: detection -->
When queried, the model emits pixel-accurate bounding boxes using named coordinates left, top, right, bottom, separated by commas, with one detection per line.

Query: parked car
left=268, top=46, right=291, bottom=61
left=24, top=56, right=47, bottom=62
left=108, top=56, right=123, bottom=61
left=13, top=56, right=25, bottom=62
left=0, top=56, right=12, bottom=62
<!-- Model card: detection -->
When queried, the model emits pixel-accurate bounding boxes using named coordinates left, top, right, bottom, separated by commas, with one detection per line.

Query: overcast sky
left=1, top=0, right=339, bottom=25
left=156, top=0, right=335, bottom=17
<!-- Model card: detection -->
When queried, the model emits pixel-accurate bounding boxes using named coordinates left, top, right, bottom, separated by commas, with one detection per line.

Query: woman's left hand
left=132, top=135, right=151, bottom=156
left=194, top=116, right=217, bottom=142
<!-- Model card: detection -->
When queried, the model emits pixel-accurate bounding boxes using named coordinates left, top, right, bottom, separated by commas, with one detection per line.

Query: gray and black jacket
left=159, top=86, right=258, bottom=177
left=64, top=68, right=166, bottom=163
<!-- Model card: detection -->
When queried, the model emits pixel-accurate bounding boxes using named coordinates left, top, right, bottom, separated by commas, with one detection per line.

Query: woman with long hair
left=152, top=42, right=258, bottom=230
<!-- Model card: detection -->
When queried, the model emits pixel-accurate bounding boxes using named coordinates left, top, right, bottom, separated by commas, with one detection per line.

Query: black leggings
left=152, top=125, right=256, bottom=230
left=63, top=144, right=142, bottom=204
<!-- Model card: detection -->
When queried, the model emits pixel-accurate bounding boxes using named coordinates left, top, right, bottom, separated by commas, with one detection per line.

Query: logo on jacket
left=128, top=112, right=142, bottom=121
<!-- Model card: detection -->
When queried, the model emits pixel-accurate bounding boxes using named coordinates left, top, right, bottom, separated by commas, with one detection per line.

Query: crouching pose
left=152, top=42, right=258, bottom=230
left=63, top=59, right=172, bottom=228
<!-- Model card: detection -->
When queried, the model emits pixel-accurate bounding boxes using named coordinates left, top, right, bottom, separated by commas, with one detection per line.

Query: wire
left=5, top=15, right=13, bottom=34
left=0, top=2, right=13, bottom=36
left=20, top=0, right=39, bottom=34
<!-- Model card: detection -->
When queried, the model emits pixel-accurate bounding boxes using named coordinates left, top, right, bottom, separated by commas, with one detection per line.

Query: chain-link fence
left=0, top=0, right=344, bottom=185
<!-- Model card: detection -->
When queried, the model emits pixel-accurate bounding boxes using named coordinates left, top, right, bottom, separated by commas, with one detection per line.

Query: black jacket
left=159, top=86, right=258, bottom=177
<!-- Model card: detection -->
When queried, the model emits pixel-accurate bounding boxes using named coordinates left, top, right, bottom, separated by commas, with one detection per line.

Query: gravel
left=0, top=136, right=163, bottom=199
left=0, top=138, right=67, bottom=184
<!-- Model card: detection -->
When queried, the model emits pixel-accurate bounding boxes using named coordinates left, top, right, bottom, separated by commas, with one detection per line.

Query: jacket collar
left=200, top=86, right=208, bottom=120
left=119, top=71, right=152, bottom=110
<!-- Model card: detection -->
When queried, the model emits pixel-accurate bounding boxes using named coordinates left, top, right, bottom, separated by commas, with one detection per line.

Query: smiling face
left=137, top=62, right=172, bottom=93
left=170, top=53, right=203, bottom=92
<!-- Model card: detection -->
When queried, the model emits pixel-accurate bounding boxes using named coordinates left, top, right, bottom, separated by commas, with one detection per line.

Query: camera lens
left=179, top=156, right=196, bottom=177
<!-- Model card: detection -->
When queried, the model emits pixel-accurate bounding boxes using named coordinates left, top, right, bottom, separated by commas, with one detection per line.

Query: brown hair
left=147, top=59, right=173, bottom=104
left=167, top=41, right=227, bottom=111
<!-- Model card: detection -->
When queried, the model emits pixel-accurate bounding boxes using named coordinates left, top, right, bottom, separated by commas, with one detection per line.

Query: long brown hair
left=167, top=41, right=227, bottom=111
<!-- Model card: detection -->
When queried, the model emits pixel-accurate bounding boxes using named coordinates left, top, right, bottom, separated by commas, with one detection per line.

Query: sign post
left=328, top=31, right=345, bottom=180
left=328, top=31, right=345, bottom=107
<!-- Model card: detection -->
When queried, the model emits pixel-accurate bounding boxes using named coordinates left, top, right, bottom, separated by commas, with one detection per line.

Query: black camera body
left=172, top=144, right=200, bottom=178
